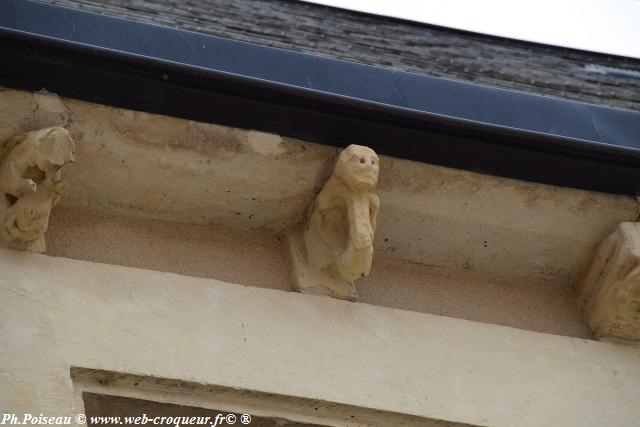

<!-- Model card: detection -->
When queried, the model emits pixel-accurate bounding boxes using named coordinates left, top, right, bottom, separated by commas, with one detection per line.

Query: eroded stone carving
left=0, top=127, right=75, bottom=252
left=577, top=222, right=640, bottom=342
left=288, top=144, right=380, bottom=300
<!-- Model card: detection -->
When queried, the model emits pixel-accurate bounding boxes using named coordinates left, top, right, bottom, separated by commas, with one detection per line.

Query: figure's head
left=334, top=145, right=379, bottom=192
left=35, top=127, right=76, bottom=169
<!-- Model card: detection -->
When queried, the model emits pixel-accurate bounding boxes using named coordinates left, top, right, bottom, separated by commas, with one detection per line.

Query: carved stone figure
left=577, top=222, right=640, bottom=342
left=0, top=127, right=75, bottom=252
left=288, top=144, right=380, bottom=300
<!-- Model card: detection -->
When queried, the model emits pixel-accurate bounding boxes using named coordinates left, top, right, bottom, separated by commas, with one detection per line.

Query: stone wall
left=2, top=249, right=640, bottom=426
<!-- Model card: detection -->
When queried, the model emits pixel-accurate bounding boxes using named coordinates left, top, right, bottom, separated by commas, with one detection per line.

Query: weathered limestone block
left=577, top=222, right=640, bottom=342
left=0, top=127, right=75, bottom=252
left=288, top=144, right=380, bottom=300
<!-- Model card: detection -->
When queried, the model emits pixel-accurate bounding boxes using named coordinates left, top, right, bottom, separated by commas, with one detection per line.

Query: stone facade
left=3, top=2, right=640, bottom=425
left=1, top=87, right=640, bottom=426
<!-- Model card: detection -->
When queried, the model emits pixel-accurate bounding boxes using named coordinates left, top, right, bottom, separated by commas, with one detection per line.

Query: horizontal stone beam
left=1, top=249, right=640, bottom=426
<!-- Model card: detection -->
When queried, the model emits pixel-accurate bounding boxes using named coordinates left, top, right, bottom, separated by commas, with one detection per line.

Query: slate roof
left=39, top=0, right=640, bottom=111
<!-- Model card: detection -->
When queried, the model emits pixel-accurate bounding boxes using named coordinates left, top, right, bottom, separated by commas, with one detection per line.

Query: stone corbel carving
left=577, top=222, right=640, bottom=342
left=0, top=127, right=75, bottom=253
left=288, top=144, right=380, bottom=300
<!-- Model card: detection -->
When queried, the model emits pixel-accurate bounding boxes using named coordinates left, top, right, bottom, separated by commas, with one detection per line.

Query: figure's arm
left=338, top=196, right=374, bottom=281
left=369, top=193, right=379, bottom=231
left=0, top=158, right=37, bottom=197
left=348, top=196, right=372, bottom=250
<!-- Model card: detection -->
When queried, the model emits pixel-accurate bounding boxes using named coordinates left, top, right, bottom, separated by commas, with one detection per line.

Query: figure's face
left=335, top=145, right=379, bottom=191
left=34, top=128, right=76, bottom=179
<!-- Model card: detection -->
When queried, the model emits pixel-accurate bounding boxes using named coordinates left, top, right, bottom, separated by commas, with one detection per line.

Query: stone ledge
left=2, top=88, right=638, bottom=285
left=2, top=249, right=639, bottom=426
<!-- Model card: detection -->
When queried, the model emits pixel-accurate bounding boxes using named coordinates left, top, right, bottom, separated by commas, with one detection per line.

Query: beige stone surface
left=46, top=206, right=590, bottom=338
left=74, top=372, right=466, bottom=427
left=578, top=222, right=640, bottom=341
left=0, top=87, right=633, bottom=338
left=0, top=88, right=637, bottom=285
left=291, top=145, right=380, bottom=300
left=357, top=255, right=592, bottom=338
left=1, top=249, right=639, bottom=426
left=0, top=127, right=75, bottom=252
left=374, top=156, right=639, bottom=283
left=46, top=206, right=291, bottom=291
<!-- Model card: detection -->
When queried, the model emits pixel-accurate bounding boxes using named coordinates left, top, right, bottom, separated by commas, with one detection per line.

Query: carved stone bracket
left=0, top=127, right=75, bottom=252
left=288, top=145, right=380, bottom=301
left=577, top=222, right=640, bottom=342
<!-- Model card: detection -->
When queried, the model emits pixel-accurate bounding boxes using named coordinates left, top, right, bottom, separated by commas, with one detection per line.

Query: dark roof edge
left=2, top=0, right=640, bottom=195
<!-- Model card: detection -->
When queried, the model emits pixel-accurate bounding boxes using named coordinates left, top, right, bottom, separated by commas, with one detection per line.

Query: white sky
left=303, top=0, right=640, bottom=59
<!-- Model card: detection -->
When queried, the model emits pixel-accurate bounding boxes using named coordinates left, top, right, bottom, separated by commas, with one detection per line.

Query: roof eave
left=2, top=0, right=640, bottom=195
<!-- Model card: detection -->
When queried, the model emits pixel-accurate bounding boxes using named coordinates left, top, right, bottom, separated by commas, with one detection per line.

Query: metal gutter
left=1, top=0, right=640, bottom=195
